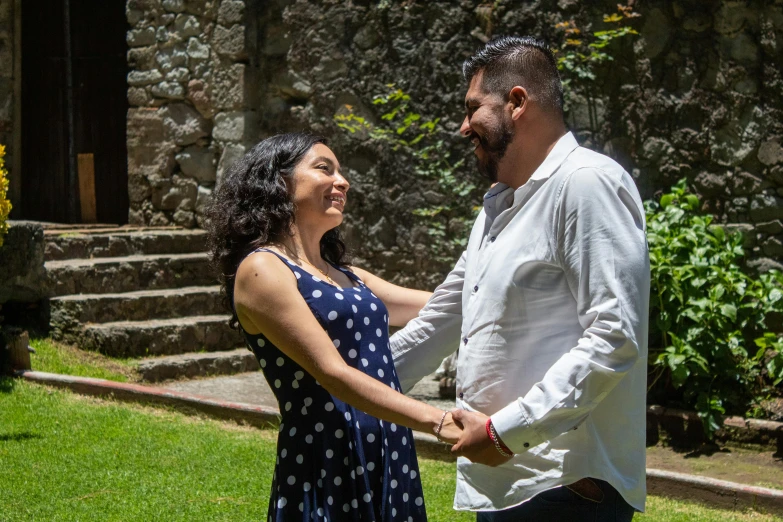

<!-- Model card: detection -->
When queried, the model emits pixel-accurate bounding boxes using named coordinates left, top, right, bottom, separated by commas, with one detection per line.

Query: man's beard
left=475, top=119, right=514, bottom=183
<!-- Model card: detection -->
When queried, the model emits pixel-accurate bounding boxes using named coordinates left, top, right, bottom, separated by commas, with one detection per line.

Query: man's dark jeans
left=476, top=478, right=636, bottom=522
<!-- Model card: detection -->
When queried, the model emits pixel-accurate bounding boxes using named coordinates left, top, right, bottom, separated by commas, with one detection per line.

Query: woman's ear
left=508, top=86, right=529, bottom=121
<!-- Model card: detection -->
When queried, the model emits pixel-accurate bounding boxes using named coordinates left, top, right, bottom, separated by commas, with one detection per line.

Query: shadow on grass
left=0, top=377, right=15, bottom=394
left=0, top=431, right=42, bottom=442
left=682, top=443, right=731, bottom=459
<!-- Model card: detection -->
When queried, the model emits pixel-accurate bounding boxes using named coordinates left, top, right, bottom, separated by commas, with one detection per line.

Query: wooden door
left=21, top=1, right=70, bottom=223
left=21, top=0, right=128, bottom=224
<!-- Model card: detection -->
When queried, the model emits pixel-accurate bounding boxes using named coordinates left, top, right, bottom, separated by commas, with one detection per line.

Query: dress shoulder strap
left=332, top=264, right=364, bottom=286
left=246, top=247, right=301, bottom=277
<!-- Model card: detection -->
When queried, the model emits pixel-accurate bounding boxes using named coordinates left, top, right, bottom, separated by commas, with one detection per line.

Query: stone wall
left=125, top=0, right=269, bottom=228
left=0, top=221, right=46, bottom=304
left=126, top=0, right=783, bottom=285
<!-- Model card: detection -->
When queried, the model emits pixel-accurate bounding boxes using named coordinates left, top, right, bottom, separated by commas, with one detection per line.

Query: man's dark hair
left=463, top=36, right=564, bottom=115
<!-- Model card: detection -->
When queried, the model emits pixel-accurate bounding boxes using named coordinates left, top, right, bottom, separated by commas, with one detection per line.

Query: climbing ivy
left=336, top=86, right=480, bottom=266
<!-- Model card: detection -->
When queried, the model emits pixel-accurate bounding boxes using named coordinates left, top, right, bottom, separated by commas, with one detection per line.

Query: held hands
left=435, top=411, right=462, bottom=445
left=450, top=410, right=513, bottom=467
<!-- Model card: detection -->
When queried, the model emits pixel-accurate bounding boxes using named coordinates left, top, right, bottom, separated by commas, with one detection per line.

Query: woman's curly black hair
left=206, top=132, right=350, bottom=329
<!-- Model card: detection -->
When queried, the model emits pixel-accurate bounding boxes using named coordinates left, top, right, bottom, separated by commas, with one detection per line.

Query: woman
left=206, top=132, right=459, bottom=521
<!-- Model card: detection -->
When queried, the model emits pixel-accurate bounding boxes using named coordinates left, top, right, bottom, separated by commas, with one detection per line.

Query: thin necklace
left=278, top=244, right=340, bottom=287
left=301, top=257, right=339, bottom=287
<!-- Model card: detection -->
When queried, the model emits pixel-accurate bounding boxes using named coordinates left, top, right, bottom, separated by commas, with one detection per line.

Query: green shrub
left=646, top=179, right=783, bottom=437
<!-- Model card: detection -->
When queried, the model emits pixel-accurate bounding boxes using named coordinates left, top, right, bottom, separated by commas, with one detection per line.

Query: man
left=391, top=36, right=649, bottom=521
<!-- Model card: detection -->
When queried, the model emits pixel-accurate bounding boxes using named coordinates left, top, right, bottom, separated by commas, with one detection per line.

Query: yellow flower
left=0, top=142, right=11, bottom=247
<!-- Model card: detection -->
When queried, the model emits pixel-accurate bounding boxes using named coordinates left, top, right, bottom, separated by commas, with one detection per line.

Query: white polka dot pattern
left=242, top=250, right=426, bottom=520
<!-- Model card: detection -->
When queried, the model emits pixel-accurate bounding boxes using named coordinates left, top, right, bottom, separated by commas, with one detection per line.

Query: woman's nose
left=335, top=173, right=349, bottom=192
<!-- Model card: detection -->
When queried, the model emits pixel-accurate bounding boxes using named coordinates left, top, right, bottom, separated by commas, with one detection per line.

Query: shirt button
left=463, top=338, right=468, bottom=345
left=473, top=285, right=479, bottom=292
left=523, top=442, right=530, bottom=448
left=458, top=392, right=464, bottom=399
left=490, top=236, right=496, bottom=242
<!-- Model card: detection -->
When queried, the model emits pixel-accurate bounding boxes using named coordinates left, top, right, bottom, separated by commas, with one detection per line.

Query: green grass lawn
left=28, top=337, right=135, bottom=382
left=1, top=378, right=780, bottom=522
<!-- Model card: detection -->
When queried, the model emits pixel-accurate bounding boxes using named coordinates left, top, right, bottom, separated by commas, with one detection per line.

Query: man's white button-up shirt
left=391, top=132, right=650, bottom=512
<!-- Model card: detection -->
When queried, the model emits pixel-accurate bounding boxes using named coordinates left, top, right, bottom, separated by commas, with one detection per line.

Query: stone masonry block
left=217, top=143, right=247, bottom=183
left=156, top=45, right=189, bottom=72
left=151, top=81, right=186, bottom=100
left=187, top=37, right=211, bottom=60
left=759, top=140, right=783, bottom=166
left=750, top=193, right=783, bottom=222
left=212, top=24, right=247, bottom=59
left=218, top=1, right=245, bottom=25
left=128, top=69, right=163, bottom=86
left=187, top=79, right=214, bottom=118
left=128, top=87, right=152, bottom=106
left=163, top=0, right=186, bottom=13
left=127, top=27, right=157, bottom=47
left=159, top=103, right=211, bottom=145
left=213, top=111, right=257, bottom=142
left=127, top=46, right=157, bottom=70
left=212, top=63, right=248, bottom=109
left=176, top=146, right=217, bottom=183
left=196, top=185, right=212, bottom=215
left=175, top=14, right=201, bottom=38
left=127, top=108, right=165, bottom=143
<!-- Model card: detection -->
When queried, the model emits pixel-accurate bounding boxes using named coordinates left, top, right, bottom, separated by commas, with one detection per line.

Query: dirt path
left=647, top=443, right=782, bottom=490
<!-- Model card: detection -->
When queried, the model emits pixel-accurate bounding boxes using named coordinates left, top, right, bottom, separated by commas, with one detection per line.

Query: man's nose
left=460, top=115, right=472, bottom=137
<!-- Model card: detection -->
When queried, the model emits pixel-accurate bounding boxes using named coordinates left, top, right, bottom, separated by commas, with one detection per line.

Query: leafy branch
left=553, top=3, right=640, bottom=129
left=336, top=86, right=479, bottom=265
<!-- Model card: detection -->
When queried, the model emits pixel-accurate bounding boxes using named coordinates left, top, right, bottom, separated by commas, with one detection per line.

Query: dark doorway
left=21, top=0, right=129, bottom=224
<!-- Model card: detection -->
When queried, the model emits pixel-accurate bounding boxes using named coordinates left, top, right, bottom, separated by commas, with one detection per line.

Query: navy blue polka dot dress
left=241, top=249, right=428, bottom=522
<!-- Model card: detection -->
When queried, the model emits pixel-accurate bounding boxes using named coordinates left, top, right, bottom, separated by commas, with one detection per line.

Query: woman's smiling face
left=289, top=143, right=350, bottom=229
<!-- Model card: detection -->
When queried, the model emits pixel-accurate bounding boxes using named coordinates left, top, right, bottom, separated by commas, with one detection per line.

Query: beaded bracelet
left=485, top=418, right=513, bottom=457
left=435, top=411, right=449, bottom=442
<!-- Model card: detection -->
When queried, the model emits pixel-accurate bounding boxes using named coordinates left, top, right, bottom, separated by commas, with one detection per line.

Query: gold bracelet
left=435, top=410, right=448, bottom=442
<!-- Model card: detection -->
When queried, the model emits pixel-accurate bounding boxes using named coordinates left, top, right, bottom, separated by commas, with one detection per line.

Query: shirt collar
left=529, top=131, right=579, bottom=181
left=482, top=132, right=579, bottom=215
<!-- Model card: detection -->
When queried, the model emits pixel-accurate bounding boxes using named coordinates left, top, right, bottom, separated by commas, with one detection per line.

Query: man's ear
left=508, top=86, right=529, bottom=121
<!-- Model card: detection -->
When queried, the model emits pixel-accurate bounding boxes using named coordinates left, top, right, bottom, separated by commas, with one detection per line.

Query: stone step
left=137, top=348, right=259, bottom=382
left=45, top=228, right=207, bottom=261
left=49, top=286, right=225, bottom=338
left=80, top=315, right=243, bottom=358
left=45, top=253, right=215, bottom=296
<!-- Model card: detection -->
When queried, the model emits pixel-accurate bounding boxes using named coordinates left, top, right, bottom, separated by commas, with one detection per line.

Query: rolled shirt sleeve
left=491, top=168, right=650, bottom=453
left=390, top=252, right=466, bottom=393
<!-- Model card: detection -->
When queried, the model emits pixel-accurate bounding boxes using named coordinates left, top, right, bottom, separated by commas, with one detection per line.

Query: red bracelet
left=486, top=418, right=513, bottom=456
